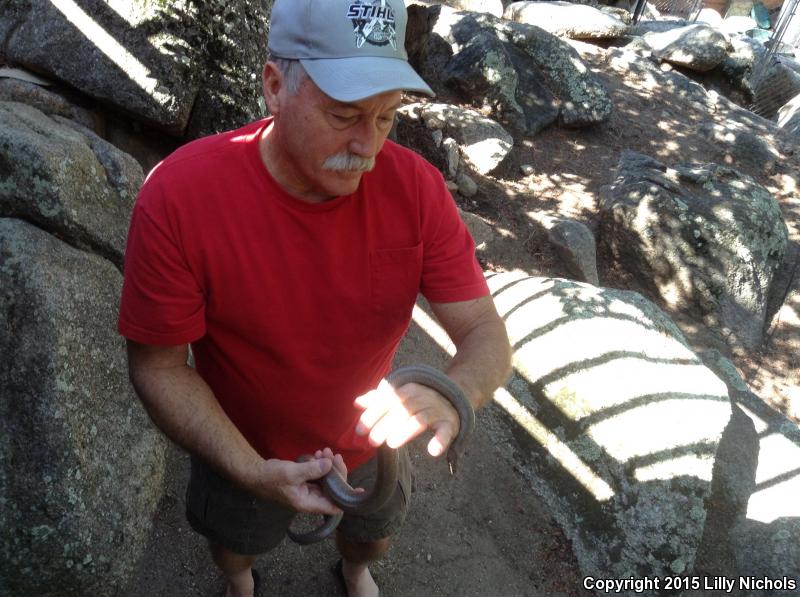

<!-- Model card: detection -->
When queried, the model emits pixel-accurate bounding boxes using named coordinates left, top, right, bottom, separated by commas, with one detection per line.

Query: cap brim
left=300, top=56, right=434, bottom=102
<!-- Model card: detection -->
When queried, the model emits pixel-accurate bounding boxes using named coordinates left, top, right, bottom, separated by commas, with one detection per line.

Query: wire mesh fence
left=749, top=0, right=800, bottom=118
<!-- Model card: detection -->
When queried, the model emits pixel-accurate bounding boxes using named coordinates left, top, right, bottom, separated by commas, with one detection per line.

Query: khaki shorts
left=185, top=449, right=413, bottom=555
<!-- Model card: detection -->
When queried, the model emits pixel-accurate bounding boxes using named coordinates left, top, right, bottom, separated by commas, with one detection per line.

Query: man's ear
left=262, top=62, right=283, bottom=115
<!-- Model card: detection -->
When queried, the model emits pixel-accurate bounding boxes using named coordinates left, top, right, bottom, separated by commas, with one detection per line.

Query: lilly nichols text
left=583, top=575, right=798, bottom=593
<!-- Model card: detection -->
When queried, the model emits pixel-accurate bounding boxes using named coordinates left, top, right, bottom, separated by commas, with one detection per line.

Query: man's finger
left=354, top=379, right=395, bottom=409
left=332, top=453, right=348, bottom=477
left=291, top=457, right=332, bottom=483
left=294, top=489, right=342, bottom=515
left=385, top=413, right=427, bottom=449
left=366, top=400, right=416, bottom=447
left=427, top=421, right=456, bottom=457
left=356, top=389, right=403, bottom=435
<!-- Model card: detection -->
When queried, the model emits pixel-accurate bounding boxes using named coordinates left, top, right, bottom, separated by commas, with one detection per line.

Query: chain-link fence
left=749, top=0, right=800, bottom=118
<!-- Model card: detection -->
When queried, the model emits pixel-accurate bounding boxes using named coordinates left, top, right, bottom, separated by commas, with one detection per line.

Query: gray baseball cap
left=267, top=0, right=434, bottom=102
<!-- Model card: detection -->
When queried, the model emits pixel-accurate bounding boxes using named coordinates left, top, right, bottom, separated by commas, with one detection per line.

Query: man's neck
left=257, top=122, right=336, bottom=204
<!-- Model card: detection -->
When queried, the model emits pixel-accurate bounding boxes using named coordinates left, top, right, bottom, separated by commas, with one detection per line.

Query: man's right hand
left=253, top=447, right=347, bottom=515
left=125, top=341, right=349, bottom=516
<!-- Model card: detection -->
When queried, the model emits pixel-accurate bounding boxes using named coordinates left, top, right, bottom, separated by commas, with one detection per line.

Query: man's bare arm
left=355, top=294, right=512, bottom=456
left=126, top=340, right=342, bottom=514
left=431, top=294, right=512, bottom=411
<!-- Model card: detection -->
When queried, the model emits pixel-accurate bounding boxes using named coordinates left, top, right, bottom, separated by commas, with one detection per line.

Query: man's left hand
left=354, top=378, right=460, bottom=457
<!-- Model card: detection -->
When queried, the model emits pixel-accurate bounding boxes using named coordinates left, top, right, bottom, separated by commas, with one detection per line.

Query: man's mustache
left=322, top=152, right=376, bottom=172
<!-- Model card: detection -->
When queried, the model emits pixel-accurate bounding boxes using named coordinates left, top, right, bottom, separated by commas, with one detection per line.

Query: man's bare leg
left=209, top=542, right=258, bottom=597
left=335, top=533, right=391, bottom=597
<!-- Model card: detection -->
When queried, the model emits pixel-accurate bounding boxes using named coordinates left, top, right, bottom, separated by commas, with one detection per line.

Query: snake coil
left=288, top=364, right=474, bottom=544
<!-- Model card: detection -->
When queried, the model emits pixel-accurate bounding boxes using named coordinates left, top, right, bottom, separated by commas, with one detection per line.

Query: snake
left=287, top=364, right=475, bottom=545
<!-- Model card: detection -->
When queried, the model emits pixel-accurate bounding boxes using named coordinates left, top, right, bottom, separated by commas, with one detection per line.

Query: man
left=118, top=1, right=512, bottom=596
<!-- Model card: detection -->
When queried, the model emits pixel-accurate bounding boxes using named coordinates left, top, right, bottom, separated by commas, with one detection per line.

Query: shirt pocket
left=369, top=243, right=423, bottom=340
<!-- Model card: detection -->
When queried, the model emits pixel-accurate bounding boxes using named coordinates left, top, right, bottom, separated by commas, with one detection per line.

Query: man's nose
left=347, top=120, right=382, bottom=158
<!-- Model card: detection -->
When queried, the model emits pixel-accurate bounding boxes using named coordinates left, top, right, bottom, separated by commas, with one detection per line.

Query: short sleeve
left=117, top=180, right=206, bottom=345
left=418, top=167, right=489, bottom=303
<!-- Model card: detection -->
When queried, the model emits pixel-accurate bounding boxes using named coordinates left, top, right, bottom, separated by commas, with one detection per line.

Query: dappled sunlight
left=493, top=387, right=616, bottom=501
left=510, top=309, right=700, bottom=372
left=492, top=276, right=731, bottom=482
left=37, top=0, right=267, bottom=138
left=3, top=1, right=796, bottom=591
left=728, top=403, right=800, bottom=524
left=747, top=445, right=800, bottom=523
left=493, top=225, right=517, bottom=239
left=657, top=119, right=675, bottom=132
left=519, top=179, right=594, bottom=220
left=569, top=55, right=588, bottom=75
left=102, top=0, right=149, bottom=26
left=486, top=271, right=734, bottom=495
left=635, top=453, right=718, bottom=483
left=463, top=137, right=511, bottom=172
left=710, top=203, right=737, bottom=224
left=607, top=52, right=664, bottom=92
left=541, top=361, right=728, bottom=415
left=588, top=399, right=725, bottom=479
left=412, top=303, right=455, bottom=356
left=492, top=275, right=695, bottom=356
left=413, top=268, right=741, bottom=514
left=50, top=0, right=168, bottom=102
left=411, top=303, right=616, bottom=502
left=772, top=173, right=798, bottom=203
left=600, top=153, right=788, bottom=353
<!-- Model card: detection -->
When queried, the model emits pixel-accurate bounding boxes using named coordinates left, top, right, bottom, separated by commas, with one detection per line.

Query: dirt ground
left=125, top=40, right=799, bottom=597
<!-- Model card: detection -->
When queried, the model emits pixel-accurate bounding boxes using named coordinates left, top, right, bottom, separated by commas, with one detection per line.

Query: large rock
left=0, top=76, right=96, bottom=130
left=400, top=102, right=513, bottom=175
left=718, top=15, right=759, bottom=35
left=599, top=151, right=789, bottom=350
left=643, top=24, right=730, bottom=72
left=406, top=3, right=441, bottom=77
left=0, top=76, right=177, bottom=172
left=0, top=218, right=167, bottom=597
left=606, top=45, right=718, bottom=111
left=504, top=1, right=630, bottom=39
left=697, top=119, right=782, bottom=176
left=547, top=218, right=600, bottom=285
left=712, top=36, right=764, bottom=97
left=429, top=7, right=559, bottom=134
left=185, top=1, right=271, bottom=138
left=432, top=7, right=612, bottom=127
left=630, top=18, right=692, bottom=35
left=506, top=43, right=560, bottom=135
left=777, top=92, right=800, bottom=139
left=0, top=102, right=141, bottom=269
left=697, top=350, right=800, bottom=592
left=442, top=0, right=505, bottom=17
left=441, top=30, right=528, bottom=134
left=488, top=273, right=732, bottom=583
left=696, top=7, right=724, bottom=26
left=1, top=0, right=269, bottom=137
left=726, top=0, right=755, bottom=17
left=731, top=519, right=800, bottom=595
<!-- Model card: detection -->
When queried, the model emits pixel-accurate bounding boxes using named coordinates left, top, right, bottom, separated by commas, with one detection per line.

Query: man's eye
left=331, top=113, right=357, bottom=125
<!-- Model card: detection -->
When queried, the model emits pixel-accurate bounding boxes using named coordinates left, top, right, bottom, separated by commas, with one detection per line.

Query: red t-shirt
left=118, top=118, right=488, bottom=469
